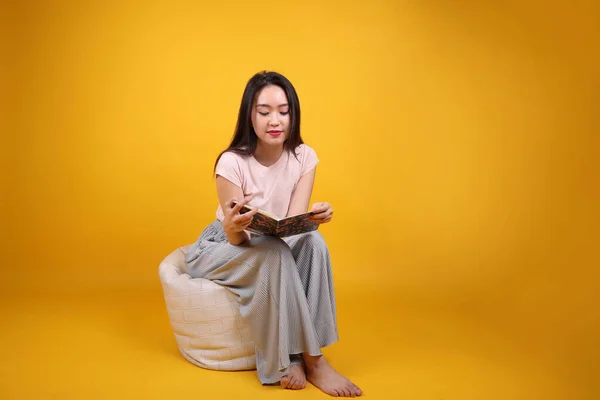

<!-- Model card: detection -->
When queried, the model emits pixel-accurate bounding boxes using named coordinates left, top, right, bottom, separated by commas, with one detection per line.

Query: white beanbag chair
left=158, top=244, right=256, bottom=371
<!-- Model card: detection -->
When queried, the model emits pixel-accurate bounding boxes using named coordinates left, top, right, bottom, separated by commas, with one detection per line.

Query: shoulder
left=293, top=144, right=318, bottom=160
left=215, top=151, right=252, bottom=186
left=217, top=150, right=250, bottom=168
left=292, top=144, right=319, bottom=175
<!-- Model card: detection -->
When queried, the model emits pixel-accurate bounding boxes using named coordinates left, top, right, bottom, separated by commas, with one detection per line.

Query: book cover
left=235, top=203, right=320, bottom=238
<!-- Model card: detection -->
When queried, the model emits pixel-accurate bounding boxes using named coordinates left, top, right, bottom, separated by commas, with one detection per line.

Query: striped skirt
left=183, top=220, right=339, bottom=384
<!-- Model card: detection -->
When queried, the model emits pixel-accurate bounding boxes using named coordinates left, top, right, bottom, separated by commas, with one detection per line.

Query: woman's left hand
left=309, top=202, right=334, bottom=224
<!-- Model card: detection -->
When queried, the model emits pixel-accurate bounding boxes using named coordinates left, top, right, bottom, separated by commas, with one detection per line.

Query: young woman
left=184, top=71, right=362, bottom=397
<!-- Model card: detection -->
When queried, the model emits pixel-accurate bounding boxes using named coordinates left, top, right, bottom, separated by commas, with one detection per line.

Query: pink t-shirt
left=215, top=144, right=319, bottom=221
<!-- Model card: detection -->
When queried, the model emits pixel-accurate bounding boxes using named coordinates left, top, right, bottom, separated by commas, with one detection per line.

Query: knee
left=297, top=231, right=329, bottom=255
left=252, top=235, right=289, bottom=250
left=251, top=235, right=293, bottom=263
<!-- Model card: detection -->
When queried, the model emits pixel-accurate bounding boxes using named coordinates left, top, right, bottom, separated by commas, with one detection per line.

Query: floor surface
left=1, top=282, right=595, bottom=400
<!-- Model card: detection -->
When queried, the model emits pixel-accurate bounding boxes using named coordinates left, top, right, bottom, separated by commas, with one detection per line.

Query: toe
left=353, top=385, right=362, bottom=396
left=346, top=384, right=356, bottom=397
left=290, top=377, right=299, bottom=389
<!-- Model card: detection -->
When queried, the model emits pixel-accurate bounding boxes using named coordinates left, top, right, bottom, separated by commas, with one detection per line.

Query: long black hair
left=213, top=71, right=304, bottom=174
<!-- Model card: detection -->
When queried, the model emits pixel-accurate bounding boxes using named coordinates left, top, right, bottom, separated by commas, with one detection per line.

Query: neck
left=254, top=142, right=285, bottom=167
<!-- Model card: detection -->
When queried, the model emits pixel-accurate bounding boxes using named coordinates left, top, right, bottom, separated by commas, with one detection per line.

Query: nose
left=268, top=113, right=280, bottom=126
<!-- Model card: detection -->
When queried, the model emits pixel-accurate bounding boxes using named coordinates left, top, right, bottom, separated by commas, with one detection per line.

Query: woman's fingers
left=309, top=205, right=333, bottom=224
left=235, top=208, right=257, bottom=223
left=226, top=195, right=253, bottom=216
left=310, top=202, right=330, bottom=214
left=232, top=206, right=258, bottom=228
left=224, top=198, right=238, bottom=211
left=222, top=196, right=258, bottom=233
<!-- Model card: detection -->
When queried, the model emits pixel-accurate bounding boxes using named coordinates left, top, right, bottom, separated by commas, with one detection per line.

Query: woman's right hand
left=222, top=195, right=258, bottom=236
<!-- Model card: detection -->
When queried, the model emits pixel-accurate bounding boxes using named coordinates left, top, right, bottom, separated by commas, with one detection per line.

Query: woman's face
left=251, top=85, right=290, bottom=147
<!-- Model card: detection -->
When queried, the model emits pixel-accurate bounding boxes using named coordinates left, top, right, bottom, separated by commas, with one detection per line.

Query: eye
left=258, top=112, right=269, bottom=116
left=280, top=111, right=289, bottom=115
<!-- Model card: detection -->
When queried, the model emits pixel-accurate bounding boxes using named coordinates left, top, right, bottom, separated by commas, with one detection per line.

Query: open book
left=234, top=203, right=320, bottom=238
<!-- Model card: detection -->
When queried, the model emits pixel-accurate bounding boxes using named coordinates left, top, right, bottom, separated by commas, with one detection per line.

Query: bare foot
left=280, top=364, right=307, bottom=390
left=304, top=354, right=362, bottom=397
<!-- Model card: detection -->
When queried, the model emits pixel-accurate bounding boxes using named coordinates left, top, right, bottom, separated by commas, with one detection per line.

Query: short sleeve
left=215, top=152, right=243, bottom=188
left=300, top=145, right=319, bottom=176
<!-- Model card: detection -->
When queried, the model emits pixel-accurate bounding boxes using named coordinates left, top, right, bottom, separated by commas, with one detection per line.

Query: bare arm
left=287, top=167, right=334, bottom=224
left=216, top=175, right=257, bottom=245
left=287, top=167, right=316, bottom=217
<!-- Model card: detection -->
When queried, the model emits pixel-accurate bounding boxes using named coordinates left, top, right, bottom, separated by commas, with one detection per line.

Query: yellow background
left=2, top=0, right=599, bottom=399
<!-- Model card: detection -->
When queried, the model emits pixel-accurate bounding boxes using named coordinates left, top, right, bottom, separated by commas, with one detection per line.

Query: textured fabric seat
left=158, top=244, right=256, bottom=371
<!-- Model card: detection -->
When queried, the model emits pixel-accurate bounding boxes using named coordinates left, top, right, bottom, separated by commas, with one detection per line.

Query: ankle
left=302, top=353, right=325, bottom=368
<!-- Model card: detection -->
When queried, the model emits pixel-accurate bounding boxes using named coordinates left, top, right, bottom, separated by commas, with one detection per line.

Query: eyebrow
left=256, top=103, right=289, bottom=108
